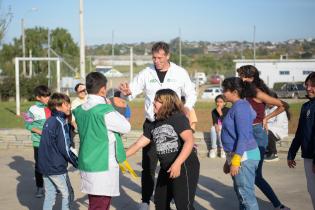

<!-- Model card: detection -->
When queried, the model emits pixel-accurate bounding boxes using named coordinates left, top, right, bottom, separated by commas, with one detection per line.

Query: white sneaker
left=139, top=202, right=149, bottom=210
left=219, top=149, right=226, bottom=158
left=209, top=149, right=216, bottom=158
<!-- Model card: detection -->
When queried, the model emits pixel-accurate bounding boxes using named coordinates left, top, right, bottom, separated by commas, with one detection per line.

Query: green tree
left=0, top=2, right=12, bottom=44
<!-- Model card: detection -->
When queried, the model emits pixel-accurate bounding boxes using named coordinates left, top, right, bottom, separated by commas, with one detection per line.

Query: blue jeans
left=253, top=124, right=282, bottom=208
left=43, top=173, right=74, bottom=210
left=232, top=159, right=259, bottom=210
left=252, top=124, right=268, bottom=148
left=210, top=126, right=222, bottom=149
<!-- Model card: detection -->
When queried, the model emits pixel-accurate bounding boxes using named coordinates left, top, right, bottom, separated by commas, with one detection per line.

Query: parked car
left=209, top=74, right=224, bottom=85
left=201, top=87, right=222, bottom=99
left=274, top=82, right=306, bottom=99
left=194, top=72, right=207, bottom=85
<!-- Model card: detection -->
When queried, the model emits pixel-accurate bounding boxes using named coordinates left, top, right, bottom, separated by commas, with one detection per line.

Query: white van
left=194, top=72, right=207, bottom=85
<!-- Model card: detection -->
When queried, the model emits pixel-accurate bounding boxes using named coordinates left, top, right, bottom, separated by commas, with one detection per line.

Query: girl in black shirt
left=126, top=89, right=200, bottom=210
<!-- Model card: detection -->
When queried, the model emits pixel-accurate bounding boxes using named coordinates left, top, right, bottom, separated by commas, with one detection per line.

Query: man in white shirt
left=120, top=42, right=196, bottom=210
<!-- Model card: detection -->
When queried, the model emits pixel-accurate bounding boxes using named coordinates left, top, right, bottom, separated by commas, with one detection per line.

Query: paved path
left=0, top=149, right=312, bottom=210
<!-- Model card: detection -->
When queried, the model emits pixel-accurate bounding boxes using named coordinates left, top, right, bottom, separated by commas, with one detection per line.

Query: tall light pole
left=47, top=29, right=51, bottom=86
left=79, top=0, right=86, bottom=82
left=253, top=25, right=256, bottom=66
left=130, top=47, right=133, bottom=82
left=21, top=7, right=37, bottom=77
left=112, top=30, right=114, bottom=66
left=179, top=28, right=182, bottom=67
left=21, top=18, right=26, bottom=76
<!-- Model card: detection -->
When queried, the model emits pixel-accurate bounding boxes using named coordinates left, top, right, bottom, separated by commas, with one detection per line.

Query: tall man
left=120, top=41, right=196, bottom=210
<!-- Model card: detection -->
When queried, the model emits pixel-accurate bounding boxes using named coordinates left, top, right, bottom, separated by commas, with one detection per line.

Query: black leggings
left=33, top=147, right=43, bottom=188
left=154, top=153, right=200, bottom=210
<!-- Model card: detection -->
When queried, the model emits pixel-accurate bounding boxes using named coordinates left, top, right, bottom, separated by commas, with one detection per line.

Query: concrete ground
left=0, top=149, right=312, bottom=210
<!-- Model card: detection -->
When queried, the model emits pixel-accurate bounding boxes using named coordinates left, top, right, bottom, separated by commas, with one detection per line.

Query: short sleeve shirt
left=143, top=112, right=191, bottom=170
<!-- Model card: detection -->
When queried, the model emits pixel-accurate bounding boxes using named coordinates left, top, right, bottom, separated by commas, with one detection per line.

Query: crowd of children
left=23, top=67, right=315, bottom=210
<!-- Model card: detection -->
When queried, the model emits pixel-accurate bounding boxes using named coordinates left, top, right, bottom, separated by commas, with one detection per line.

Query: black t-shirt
left=143, top=112, right=191, bottom=170
left=211, top=107, right=229, bottom=125
left=156, top=70, right=167, bottom=83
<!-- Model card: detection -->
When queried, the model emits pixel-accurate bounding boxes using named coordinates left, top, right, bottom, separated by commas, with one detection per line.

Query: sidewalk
left=0, top=148, right=312, bottom=210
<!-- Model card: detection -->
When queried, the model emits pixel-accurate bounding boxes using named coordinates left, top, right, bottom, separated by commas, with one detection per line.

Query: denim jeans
left=210, top=126, right=222, bottom=149
left=232, top=159, right=259, bottom=210
left=253, top=124, right=282, bottom=208
left=252, top=124, right=268, bottom=149
left=43, top=173, right=74, bottom=210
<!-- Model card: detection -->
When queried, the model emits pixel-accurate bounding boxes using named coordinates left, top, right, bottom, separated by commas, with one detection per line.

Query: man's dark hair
left=33, top=85, right=51, bottom=97
left=305, top=72, right=315, bottom=86
left=74, top=83, right=84, bottom=92
left=222, top=77, right=245, bottom=98
left=151, top=41, right=170, bottom=55
left=48, top=93, right=70, bottom=112
left=86, top=72, right=107, bottom=94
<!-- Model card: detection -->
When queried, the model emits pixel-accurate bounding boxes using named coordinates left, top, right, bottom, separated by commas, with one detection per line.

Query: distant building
left=234, top=59, right=315, bottom=88
left=95, top=66, right=124, bottom=77
left=93, top=55, right=152, bottom=66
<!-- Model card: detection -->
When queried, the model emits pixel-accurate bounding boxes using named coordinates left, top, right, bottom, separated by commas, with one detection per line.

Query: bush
left=0, top=74, right=48, bottom=101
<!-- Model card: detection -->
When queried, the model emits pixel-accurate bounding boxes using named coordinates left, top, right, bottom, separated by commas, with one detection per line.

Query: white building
left=234, top=59, right=315, bottom=88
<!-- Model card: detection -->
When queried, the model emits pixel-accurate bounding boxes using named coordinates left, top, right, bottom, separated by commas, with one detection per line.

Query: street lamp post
left=21, top=7, right=38, bottom=77
left=21, top=18, right=26, bottom=76
left=79, top=0, right=86, bottom=82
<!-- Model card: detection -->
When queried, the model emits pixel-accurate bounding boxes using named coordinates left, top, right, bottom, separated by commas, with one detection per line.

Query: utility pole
left=21, top=7, right=38, bottom=77
left=179, top=28, right=182, bottom=67
left=112, top=30, right=114, bottom=66
left=130, top=47, right=133, bottom=82
left=29, top=49, right=32, bottom=77
left=253, top=25, right=256, bottom=66
left=48, top=29, right=51, bottom=86
left=79, top=0, right=86, bottom=82
left=21, top=18, right=26, bottom=76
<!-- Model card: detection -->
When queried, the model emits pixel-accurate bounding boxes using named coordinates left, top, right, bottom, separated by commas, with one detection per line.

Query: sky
left=2, top=0, right=315, bottom=45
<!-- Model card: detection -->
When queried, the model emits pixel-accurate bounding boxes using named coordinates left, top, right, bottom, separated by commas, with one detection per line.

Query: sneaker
left=218, top=148, right=226, bottom=158
left=275, top=205, right=290, bottom=210
left=35, top=187, right=44, bottom=198
left=139, top=202, right=149, bottom=210
left=170, top=200, right=176, bottom=209
left=209, top=149, right=216, bottom=158
left=264, top=154, right=279, bottom=162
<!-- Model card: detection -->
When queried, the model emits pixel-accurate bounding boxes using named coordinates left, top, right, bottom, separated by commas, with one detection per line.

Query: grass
left=0, top=99, right=304, bottom=134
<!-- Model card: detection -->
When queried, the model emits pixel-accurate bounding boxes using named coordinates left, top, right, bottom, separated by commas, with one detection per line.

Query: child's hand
left=168, top=162, right=181, bottom=179
left=230, top=165, right=240, bottom=176
left=223, top=161, right=230, bottom=174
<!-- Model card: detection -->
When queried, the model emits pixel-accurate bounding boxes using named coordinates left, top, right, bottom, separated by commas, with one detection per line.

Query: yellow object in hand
left=119, top=160, right=138, bottom=178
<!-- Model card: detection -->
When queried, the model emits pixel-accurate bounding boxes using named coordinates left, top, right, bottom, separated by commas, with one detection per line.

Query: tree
left=0, top=2, right=12, bottom=44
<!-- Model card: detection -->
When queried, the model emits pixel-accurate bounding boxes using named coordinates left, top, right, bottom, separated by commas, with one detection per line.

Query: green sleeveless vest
left=73, top=104, right=126, bottom=172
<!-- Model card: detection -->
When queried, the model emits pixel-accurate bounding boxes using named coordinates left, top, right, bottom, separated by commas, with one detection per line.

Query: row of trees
left=0, top=27, right=79, bottom=100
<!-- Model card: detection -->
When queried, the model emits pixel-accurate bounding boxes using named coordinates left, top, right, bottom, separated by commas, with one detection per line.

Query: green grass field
left=0, top=99, right=304, bottom=134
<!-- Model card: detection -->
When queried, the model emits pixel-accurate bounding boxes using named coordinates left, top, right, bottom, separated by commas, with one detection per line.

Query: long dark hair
left=237, top=65, right=271, bottom=97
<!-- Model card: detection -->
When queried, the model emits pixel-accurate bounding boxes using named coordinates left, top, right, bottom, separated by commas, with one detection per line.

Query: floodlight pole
left=130, top=47, right=133, bottom=81
left=79, top=0, right=86, bottom=82
left=15, top=58, right=20, bottom=116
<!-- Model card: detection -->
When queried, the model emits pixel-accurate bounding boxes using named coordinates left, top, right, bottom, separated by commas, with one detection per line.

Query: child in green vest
left=73, top=72, right=131, bottom=210
left=24, top=85, right=51, bottom=198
